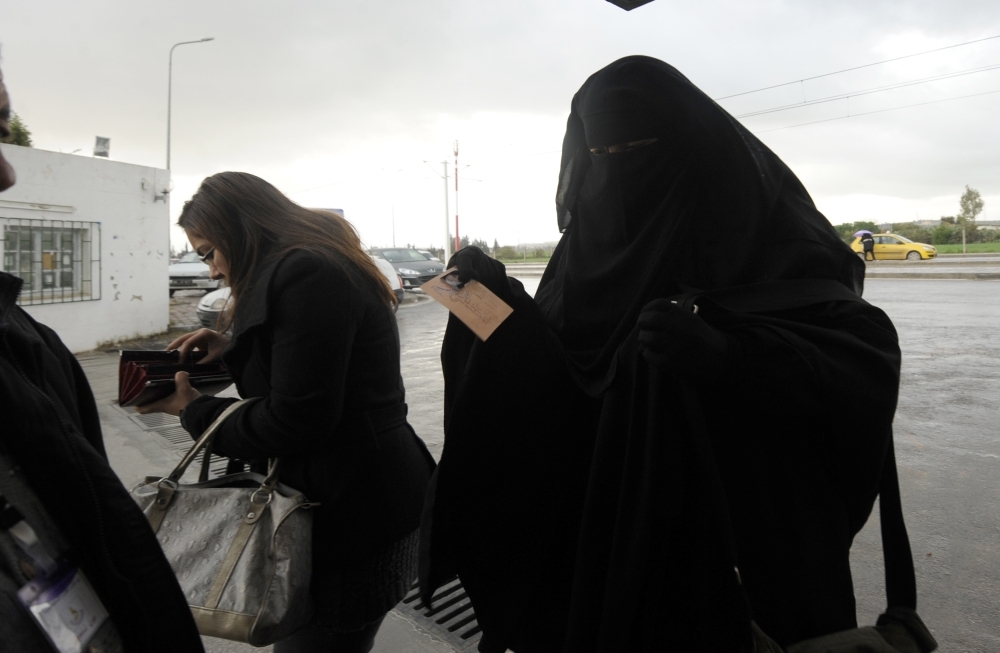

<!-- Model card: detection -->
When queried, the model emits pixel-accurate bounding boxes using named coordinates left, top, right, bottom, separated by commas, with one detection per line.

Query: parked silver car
left=169, top=252, right=221, bottom=297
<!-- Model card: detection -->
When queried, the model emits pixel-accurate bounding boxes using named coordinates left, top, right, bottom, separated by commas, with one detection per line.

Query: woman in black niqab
left=538, top=56, right=864, bottom=391
left=420, top=56, right=903, bottom=652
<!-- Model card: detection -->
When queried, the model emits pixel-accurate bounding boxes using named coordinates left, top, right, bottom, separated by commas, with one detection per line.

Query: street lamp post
left=167, top=37, right=214, bottom=171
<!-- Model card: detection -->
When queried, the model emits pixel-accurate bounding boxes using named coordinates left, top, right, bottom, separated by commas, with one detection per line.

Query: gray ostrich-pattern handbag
left=131, top=399, right=315, bottom=646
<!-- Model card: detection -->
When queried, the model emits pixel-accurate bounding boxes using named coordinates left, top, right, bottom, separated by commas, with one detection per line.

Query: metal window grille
left=1, top=217, right=101, bottom=305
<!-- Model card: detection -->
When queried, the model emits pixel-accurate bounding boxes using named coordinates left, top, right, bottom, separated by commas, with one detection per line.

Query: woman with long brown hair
left=139, top=171, right=435, bottom=653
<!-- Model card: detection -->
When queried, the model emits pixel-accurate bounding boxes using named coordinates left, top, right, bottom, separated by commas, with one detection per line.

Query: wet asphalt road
left=395, top=296, right=449, bottom=461
left=853, top=280, right=1000, bottom=651
left=396, top=278, right=1000, bottom=651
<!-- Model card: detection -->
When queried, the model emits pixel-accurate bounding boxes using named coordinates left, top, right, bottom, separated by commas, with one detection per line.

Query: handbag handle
left=146, top=398, right=270, bottom=531
left=168, top=398, right=258, bottom=483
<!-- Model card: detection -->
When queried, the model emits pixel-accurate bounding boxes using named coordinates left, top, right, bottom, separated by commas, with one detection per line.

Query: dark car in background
left=370, top=248, right=445, bottom=290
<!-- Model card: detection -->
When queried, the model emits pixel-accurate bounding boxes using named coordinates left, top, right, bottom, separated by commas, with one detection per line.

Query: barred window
left=1, top=217, right=101, bottom=305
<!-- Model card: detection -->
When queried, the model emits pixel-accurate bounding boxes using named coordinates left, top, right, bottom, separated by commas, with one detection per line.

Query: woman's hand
left=637, top=299, right=730, bottom=382
left=168, top=328, right=229, bottom=364
left=448, top=246, right=512, bottom=302
left=135, top=371, right=202, bottom=416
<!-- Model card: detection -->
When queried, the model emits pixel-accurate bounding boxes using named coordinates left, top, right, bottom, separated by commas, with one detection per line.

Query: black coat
left=181, top=250, right=435, bottom=620
left=424, top=279, right=900, bottom=652
left=0, top=272, right=204, bottom=652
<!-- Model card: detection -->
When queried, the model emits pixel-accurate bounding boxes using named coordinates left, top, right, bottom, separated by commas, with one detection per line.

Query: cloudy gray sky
left=3, top=0, right=999, bottom=252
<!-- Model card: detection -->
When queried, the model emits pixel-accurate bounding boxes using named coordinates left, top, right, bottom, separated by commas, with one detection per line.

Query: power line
left=753, top=87, right=1000, bottom=133
left=714, top=33, right=1000, bottom=101
left=422, top=160, right=449, bottom=178
left=736, top=62, right=1000, bottom=119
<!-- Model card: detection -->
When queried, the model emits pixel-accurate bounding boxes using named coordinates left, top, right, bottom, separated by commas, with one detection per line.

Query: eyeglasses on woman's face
left=198, top=247, right=216, bottom=263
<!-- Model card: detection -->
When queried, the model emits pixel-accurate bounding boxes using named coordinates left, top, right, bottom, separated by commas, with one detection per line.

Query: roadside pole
left=454, top=141, right=460, bottom=253
left=442, top=161, right=451, bottom=260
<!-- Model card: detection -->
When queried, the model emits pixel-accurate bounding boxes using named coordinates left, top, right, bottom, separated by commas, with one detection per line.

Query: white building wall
left=0, top=144, right=171, bottom=353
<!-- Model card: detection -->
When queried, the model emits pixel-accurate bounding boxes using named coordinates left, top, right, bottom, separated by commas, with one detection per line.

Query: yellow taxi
left=850, top=233, right=937, bottom=261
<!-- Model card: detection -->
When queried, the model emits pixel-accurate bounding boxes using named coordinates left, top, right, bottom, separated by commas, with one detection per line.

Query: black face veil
left=536, top=56, right=863, bottom=391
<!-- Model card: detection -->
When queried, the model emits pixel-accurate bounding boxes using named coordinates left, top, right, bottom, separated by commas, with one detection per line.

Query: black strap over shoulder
left=878, top=438, right=916, bottom=610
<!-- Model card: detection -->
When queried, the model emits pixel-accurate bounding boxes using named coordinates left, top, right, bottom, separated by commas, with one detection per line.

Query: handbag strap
left=146, top=398, right=267, bottom=532
left=878, top=436, right=916, bottom=610
left=169, top=398, right=258, bottom=483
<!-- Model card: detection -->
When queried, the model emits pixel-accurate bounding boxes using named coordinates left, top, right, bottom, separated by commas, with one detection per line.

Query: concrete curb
left=505, top=270, right=1000, bottom=281
left=504, top=263, right=1000, bottom=280
left=863, top=260, right=1000, bottom=267
left=865, top=272, right=1000, bottom=280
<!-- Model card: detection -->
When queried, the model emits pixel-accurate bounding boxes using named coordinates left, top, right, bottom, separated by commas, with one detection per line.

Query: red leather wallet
left=118, top=350, right=232, bottom=407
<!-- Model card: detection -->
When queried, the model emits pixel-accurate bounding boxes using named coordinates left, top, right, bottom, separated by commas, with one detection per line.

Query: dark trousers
left=864, top=246, right=875, bottom=261
left=273, top=616, right=385, bottom=653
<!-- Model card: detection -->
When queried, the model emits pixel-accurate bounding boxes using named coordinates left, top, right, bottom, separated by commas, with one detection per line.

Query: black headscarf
left=536, top=55, right=863, bottom=392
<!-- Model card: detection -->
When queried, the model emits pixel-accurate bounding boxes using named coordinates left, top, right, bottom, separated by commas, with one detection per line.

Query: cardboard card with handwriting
left=421, top=270, right=514, bottom=341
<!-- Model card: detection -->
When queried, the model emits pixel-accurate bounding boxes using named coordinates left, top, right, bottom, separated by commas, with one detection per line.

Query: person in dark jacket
left=420, top=57, right=911, bottom=652
left=139, top=171, right=435, bottom=653
left=0, top=66, right=205, bottom=653
left=862, top=232, right=877, bottom=260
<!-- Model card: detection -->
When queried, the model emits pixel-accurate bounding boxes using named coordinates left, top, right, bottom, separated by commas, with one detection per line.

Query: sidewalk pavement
left=170, top=289, right=205, bottom=329
left=75, top=347, right=456, bottom=653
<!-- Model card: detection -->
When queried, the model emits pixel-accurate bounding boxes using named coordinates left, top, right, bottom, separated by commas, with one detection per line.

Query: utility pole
left=453, top=140, right=460, bottom=253
left=442, top=161, right=451, bottom=260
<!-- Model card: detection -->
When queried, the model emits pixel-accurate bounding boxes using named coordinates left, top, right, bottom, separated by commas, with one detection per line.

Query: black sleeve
left=180, top=394, right=238, bottom=439
left=181, top=256, right=362, bottom=459
left=722, top=302, right=899, bottom=401
left=715, top=301, right=901, bottom=532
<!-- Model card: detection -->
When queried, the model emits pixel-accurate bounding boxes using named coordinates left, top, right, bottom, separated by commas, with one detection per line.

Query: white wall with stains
left=0, top=144, right=171, bottom=352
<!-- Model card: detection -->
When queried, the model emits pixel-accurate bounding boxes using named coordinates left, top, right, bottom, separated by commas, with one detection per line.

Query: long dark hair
left=178, top=172, right=396, bottom=327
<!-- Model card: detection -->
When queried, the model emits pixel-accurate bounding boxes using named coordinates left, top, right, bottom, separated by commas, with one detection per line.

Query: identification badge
left=18, top=565, right=110, bottom=653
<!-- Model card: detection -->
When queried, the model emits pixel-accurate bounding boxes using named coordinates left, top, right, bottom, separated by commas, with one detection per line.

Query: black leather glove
left=447, top=246, right=512, bottom=302
left=637, top=298, right=730, bottom=381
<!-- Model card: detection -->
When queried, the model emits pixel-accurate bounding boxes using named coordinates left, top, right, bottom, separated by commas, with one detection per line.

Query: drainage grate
left=129, top=411, right=181, bottom=429
left=395, top=578, right=482, bottom=651
left=154, top=425, right=194, bottom=448
left=115, top=404, right=227, bottom=478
